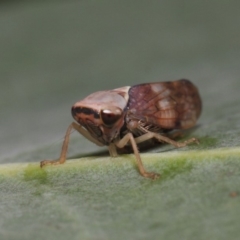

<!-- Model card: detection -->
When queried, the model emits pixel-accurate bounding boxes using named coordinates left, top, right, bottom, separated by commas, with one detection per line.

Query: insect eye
left=100, top=108, right=123, bottom=126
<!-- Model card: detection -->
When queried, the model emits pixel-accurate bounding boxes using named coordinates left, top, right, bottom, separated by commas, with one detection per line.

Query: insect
left=40, top=79, right=202, bottom=179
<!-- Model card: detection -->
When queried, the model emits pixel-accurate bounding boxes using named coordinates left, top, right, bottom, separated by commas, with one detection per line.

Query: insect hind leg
left=134, top=131, right=199, bottom=148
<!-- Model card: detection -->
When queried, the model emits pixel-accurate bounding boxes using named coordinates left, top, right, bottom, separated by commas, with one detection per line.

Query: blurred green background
left=1, top=0, right=240, bottom=163
left=1, top=1, right=240, bottom=240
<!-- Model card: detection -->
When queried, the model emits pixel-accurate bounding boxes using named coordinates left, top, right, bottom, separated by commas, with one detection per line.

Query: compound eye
left=100, top=107, right=123, bottom=127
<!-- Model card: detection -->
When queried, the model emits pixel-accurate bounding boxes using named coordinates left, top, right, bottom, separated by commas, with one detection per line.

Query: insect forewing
left=126, top=79, right=202, bottom=130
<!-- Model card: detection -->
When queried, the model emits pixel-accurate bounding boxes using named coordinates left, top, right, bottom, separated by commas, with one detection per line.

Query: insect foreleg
left=40, top=123, right=74, bottom=167
left=108, top=143, right=118, bottom=157
left=115, top=133, right=160, bottom=179
left=134, top=132, right=199, bottom=148
left=40, top=122, right=104, bottom=168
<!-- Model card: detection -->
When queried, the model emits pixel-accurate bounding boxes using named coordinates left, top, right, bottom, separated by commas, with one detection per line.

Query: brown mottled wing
left=127, top=79, right=202, bottom=130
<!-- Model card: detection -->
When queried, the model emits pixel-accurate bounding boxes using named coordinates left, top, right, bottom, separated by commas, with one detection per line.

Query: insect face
left=71, top=87, right=130, bottom=144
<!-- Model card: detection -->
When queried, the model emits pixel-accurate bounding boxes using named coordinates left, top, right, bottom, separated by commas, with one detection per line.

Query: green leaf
left=1, top=1, right=240, bottom=240
left=1, top=147, right=240, bottom=240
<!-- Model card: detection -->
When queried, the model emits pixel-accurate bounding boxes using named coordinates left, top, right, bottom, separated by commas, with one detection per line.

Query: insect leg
left=165, top=130, right=184, bottom=140
left=40, top=123, right=74, bottom=167
left=115, top=133, right=160, bottom=179
left=40, top=122, right=103, bottom=168
left=134, top=132, right=199, bottom=148
left=108, top=143, right=118, bottom=157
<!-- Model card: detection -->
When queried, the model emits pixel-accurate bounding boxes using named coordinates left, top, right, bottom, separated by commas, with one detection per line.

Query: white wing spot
left=158, top=98, right=175, bottom=109
left=151, top=84, right=165, bottom=93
